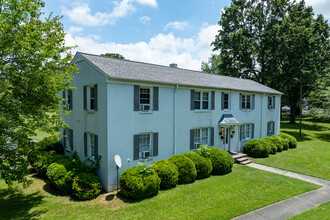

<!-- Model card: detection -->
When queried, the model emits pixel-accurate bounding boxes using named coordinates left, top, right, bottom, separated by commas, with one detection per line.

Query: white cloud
left=140, top=16, right=151, bottom=24
left=136, top=0, right=157, bottom=8
left=65, top=23, right=220, bottom=70
left=62, top=0, right=157, bottom=26
left=68, top=26, right=83, bottom=34
left=305, top=0, right=330, bottom=18
left=164, top=21, right=190, bottom=31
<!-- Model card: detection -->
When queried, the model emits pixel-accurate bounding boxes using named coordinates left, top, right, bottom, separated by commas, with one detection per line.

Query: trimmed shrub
left=152, top=160, right=179, bottom=189
left=168, top=154, right=197, bottom=184
left=208, top=147, right=234, bottom=175
left=71, top=172, right=102, bottom=200
left=46, top=163, right=73, bottom=194
left=264, top=138, right=277, bottom=154
left=268, top=136, right=284, bottom=152
left=276, top=135, right=289, bottom=150
left=32, top=151, right=55, bottom=176
left=196, top=145, right=211, bottom=158
left=120, top=166, right=160, bottom=200
left=280, top=133, right=298, bottom=149
left=243, top=139, right=270, bottom=158
left=183, top=152, right=212, bottom=179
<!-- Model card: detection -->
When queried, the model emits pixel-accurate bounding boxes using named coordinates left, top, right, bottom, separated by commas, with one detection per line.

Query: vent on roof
left=169, top=63, right=178, bottom=68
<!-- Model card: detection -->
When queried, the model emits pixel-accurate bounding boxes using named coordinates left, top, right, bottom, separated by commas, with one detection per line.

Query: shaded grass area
left=0, top=165, right=319, bottom=219
left=289, top=201, right=330, bottom=220
left=251, top=115, right=330, bottom=180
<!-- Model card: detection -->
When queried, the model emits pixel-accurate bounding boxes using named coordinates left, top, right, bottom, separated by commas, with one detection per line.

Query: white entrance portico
left=218, top=114, right=243, bottom=152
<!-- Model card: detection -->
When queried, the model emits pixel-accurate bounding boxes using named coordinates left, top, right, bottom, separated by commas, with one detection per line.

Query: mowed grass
left=0, top=165, right=319, bottom=220
left=251, top=115, right=330, bottom=180
left=289, top=201, right=330, bottom=220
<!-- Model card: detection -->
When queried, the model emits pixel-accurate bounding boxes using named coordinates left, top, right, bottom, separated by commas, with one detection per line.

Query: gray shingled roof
left=78, top=52, right=282, bottom=95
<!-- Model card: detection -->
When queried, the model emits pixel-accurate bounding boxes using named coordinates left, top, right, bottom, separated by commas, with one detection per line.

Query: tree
left=101, top=53, right=125, bottom=60
left=205, top=0, right=329, bottom=123
left=0, top=0, right=77, bottom=187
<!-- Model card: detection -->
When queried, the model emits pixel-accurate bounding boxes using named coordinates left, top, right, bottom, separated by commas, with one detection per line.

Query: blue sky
left=44, top=0, right=330, bottom=70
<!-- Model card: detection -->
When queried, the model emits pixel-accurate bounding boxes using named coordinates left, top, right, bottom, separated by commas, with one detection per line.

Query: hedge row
left=31, top=150, right=102, bottom=201
left=119, top=146, right=234, bottom=200
left=243, top=133, right=297, bottom=158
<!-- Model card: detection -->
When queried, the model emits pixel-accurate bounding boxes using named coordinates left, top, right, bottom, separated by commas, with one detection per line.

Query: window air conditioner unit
left=142, top=151, right=150, bottom=159
left=194, top=143, right=200, bottom=149
left=140, top=104, right=151, bottom=112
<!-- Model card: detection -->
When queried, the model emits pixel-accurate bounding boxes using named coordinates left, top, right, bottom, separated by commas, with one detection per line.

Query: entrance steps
left=231, top=152, right=252, bottom=165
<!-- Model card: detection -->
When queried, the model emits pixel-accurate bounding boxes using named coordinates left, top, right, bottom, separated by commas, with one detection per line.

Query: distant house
left=61, top=52, right=281, bottom=191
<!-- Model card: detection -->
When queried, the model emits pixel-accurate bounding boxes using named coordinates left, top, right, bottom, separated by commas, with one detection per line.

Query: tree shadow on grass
left=281, top=122, right=328, bottom=132
left=115, top=193, right=145, bottom=204
left=280, top=130, right=312, bottom=142
left=0, top=187, right=46, bottom=219
left=315, top=133, right=330, bottom=142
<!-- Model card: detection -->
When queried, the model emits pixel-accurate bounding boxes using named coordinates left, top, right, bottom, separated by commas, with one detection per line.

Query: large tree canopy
left=203, top=0, right=329, bottom=123
left=101, top=53, right=125, bottom=60
left=0, top=0, right=77, bottom=187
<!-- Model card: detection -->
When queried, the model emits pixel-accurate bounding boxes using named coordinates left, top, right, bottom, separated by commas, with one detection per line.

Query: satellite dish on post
left=114, top=155, right=122, bottom=168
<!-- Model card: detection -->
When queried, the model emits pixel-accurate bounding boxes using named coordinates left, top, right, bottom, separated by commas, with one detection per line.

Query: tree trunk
left=290, top=105, right=296, bottom=124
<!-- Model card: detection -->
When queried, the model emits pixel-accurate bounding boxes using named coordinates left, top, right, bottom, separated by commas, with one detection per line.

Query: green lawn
left=289, top=201, right=330, bottom=220
left=251, top=115, right=330, bottom=180
left=0, top=165, right=319, bottom=219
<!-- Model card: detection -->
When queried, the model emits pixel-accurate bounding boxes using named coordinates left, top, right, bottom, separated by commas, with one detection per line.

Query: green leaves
left=0, top=0, right=77, bottom=187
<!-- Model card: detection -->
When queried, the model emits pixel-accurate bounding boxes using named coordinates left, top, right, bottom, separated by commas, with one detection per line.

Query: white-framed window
left=64, top=128, right=73, bottom=152
left=223, top=93, right=230, bottom=110
left=194, top=128, right=209, bottom=146
left=242, top=94, right=251, bottom=110
left=139, top=133, right=152, bottom=159
left=89, top=86, right=95, bottom=110
left=268, top=96, right=275, bottom=109
left=67, top=90, right=72, bottom=110
left=139, top=87, right=152, bottom=112
left=88, top=133, right=96, bottom=161
left=194, top=91, right=209, bottom=110
left=240, top=124, right=252, bottom=141
left=267, top=121, right=275, bottom=136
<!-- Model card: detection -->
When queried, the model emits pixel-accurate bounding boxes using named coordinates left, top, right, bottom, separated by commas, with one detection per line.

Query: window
left=67, top=90, right=72, bottom=110
left=242, top=94, right=251, bottom=109
left=84, top=84, right=98, bottom=111
left=140, top=87, right=151, bottom=111
left=240, top=124, right=252, bottom=141
left=194, top=91, right=209, bottom=110
left=267, top=121, right=275, bottom=136
left=64, top=128, right=73, bottom=152
left=88, top=133, right=96, bottom=160
left=194, top=128, right=209, bottom=146
left=268, top=96, right=275, bottom=109
left=139, top=133, right=152, bottom=159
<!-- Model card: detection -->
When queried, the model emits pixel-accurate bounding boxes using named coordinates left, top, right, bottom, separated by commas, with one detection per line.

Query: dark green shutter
left=63, top=129, right=67, bottom=149
left=133, top=134, right=139, bottom=160
left=221, top=92, right=225, bottom=110
left=62, top=91, right=66, bottom=109
left=211, top=91, right=215, bottom=110
left=240, top=126, right=243, bottom=140
left=251, top=94, right=255, bottom=110
left=134, top=85, right=140, bottom=111
left=94, top=84, right=98, bottom=111
left=239, top=93, right=242, bottom=110
left=251, top=124, right=254, bottom=139
left=68, top=90, right=73, bottom=110
left=69, top=129, right=73, bottom=151
left=267, top=122, right=270, bottom=136
left=153, top=133, right=158, bottom=157
left=210, top=127, right=214, bottom=146
left=190, top=90, right=195, bottom=110
left=94, top=135, right=98, bottom=160
left=190, top=129, right=194, bottom=149
left=273, top=96, right=276, bottom=109
left=84, top=132, right=87, bottom=157
left=153, top=87, right=159, bottom=111
left=83, top=86, right=87, bottom=110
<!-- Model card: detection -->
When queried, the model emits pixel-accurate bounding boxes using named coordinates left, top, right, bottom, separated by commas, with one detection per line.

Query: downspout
left=173, top=84, right=179, bottom=155
left=260, top=93, right=265, bottom=138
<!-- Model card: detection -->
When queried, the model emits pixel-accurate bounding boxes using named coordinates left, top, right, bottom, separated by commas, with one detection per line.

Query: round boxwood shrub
left=46, top=162, right=73, bottom=194
left=120, top=166, right=160, bottom=200
left=208, top=147, right=234, bottom=175
left=71, top=172, right=102, bottom=201
left=276, top=135, right=289, bottom=150
left=168, top=154, right=197, bottom=184
left=263, top=138, right=277, bottom=154
left=268, top=136, right=284, bottom=152
left=183, top=152, right=212, bottom=179
left=243, top=139, right=270, bottom=158
left=280, top=133, right=297, bottom=149
left=152, top=160, right=179, bottom=189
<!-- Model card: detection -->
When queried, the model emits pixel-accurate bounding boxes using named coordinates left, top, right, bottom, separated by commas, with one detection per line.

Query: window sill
left=241, top=138, right=252, bottom=143
left=194, top=110, right=211, bottom=113
left=224, top=109, right=231, bottom=112
left=65, top=148, right=72, bottom=153
left=139, top=111, right=153, bottom=114
left=87, top=110, right=95, bottom=114
left=139, top=157, right=153, bottom=162
left=241, top=109, right=253, bottom=112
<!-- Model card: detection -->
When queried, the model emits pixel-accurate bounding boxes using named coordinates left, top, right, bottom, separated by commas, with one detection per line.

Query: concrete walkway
left=232, top=163, right=330, bottom=220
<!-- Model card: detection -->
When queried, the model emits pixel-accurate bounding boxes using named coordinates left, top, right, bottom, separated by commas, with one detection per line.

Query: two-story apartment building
left=62, top=52, right=282, bottom=191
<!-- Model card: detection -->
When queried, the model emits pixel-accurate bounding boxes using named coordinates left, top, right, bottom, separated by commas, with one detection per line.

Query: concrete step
left=232, top=153, right=247, bottom=160
left=240, top=160, right=252, bottom=165
left=236, top=157, right=248, bottom=162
